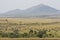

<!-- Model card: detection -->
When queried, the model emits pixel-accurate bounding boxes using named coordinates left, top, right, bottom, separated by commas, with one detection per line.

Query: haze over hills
left=0, top=4, right=60, bottom=18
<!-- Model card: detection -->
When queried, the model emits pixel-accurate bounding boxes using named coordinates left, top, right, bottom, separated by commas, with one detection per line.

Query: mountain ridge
left=0, top=4, right=60, bottom=18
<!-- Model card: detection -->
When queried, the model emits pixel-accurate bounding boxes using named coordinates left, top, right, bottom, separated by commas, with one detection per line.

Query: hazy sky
left=0, top=0, right=60, bottom=13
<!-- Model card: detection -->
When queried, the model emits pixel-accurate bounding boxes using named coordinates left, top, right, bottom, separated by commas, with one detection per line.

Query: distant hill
left=0, top=4, right=60, bottom=18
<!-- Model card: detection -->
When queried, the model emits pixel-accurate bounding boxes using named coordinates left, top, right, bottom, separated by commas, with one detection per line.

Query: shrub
left=37, top=30, right=47, bottom=38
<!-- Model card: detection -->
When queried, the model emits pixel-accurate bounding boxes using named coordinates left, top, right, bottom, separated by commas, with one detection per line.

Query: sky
left=0, top=0, right=60, bottom=13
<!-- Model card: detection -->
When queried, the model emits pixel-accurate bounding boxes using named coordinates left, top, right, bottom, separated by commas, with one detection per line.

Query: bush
left=22, top=33, right=29, bottom=38
left=37, top=30, right=48, bottom=38
left=1, top=33, right=8, bottom=37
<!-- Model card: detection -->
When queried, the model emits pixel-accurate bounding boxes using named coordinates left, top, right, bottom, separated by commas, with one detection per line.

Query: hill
left=0, top=4, right=60, bottom=18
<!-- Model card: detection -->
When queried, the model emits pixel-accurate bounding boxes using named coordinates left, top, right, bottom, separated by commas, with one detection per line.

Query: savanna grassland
left=0, top=18, right=60, bottom=38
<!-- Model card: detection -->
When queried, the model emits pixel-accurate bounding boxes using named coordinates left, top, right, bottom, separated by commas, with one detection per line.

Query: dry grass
left=0, top=38, right=60, bottom=40
left=0, top=18, right=60, bottom=38
left=0, top=18, right=60, bottom=33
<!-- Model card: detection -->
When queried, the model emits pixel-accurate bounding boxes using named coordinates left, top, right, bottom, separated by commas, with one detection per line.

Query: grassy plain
left=0, top=18, right=60, bottom=38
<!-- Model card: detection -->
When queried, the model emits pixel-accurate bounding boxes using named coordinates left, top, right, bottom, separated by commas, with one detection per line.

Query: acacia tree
left=37, top=29, right=48, bottom=38
left=29, top=29, right=34, bottom=37
left=8, top=28, right=20, bottom=38
left=13, top=28, right=20, bottom=38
